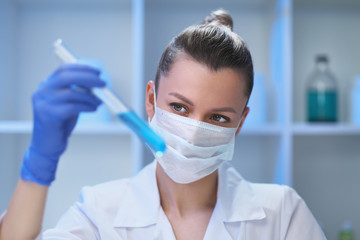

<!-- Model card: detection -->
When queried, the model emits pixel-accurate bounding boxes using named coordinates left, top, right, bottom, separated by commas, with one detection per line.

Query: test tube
left=53, top=39, right=166, bottom=157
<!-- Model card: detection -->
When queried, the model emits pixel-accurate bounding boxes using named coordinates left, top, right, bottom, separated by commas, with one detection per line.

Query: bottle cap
left=341, top=220, right=353, bottom=231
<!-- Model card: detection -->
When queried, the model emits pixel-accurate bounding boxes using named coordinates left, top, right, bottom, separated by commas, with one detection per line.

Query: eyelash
left=211, top=114, right=230, bottom=123
left=170, top=103, right=187, bottom=113
left=169, top=103, right=230, bottom=123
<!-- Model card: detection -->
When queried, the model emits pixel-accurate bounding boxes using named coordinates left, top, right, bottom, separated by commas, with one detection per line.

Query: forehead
left=158, top=55, right=248, bottom=108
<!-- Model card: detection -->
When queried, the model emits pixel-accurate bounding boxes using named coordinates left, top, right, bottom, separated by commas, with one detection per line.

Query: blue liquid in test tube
left=117, top=111, right=166, bottom=157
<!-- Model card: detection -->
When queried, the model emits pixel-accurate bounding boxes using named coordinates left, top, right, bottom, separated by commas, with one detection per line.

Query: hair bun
left=202, top=9, right=233, bottom=31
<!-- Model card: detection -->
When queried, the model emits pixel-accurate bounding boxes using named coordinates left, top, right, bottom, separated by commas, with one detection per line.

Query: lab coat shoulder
left=249, top=182, right=285, bottom=212
left=43, top=178, right=132, bottom=239
left=43, top=162, right=159, bottom=239
left=81, top=178, right=131, bottom=219
left=81, top=178, right=131, bottom=222
left=248, top=183, right=326, bottom=239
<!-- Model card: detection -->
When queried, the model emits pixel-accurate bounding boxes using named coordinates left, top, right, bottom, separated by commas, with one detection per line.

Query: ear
left=145, top=81, right=156, bottom=121
left=235, top=107, right=250, bottom=137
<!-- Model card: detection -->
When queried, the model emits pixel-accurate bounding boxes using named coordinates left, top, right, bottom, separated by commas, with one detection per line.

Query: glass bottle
left=307, top=54, right=338, bottom=122
left=337, top=221, right=355, bottom=240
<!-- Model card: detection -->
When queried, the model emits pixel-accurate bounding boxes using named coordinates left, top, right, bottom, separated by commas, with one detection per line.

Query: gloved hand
left=21, top=63, right=106, bottom=186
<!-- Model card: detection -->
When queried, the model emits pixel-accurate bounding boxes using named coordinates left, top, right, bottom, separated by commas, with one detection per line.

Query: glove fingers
left=65, top=115, right=78, bottom=138
left=54, top=63, right=100, bottom=76
left=51, top=72, right=106, bottom=89
left=57, top=102, right=99, bottom=120
left=49, top=64, right=105, bottom=89
left=54, top=89, right=102, bottom=106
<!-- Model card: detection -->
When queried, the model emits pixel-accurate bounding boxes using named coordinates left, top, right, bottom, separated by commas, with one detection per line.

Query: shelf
left=292, top=123, right=360, bottom=135
left=0, top=121, right=32, bottom=134
left=74, top=122, right=129, bottom=135
left=241, top=124, right=283, bottom=136
left=0, top=121, right=130, bottom=135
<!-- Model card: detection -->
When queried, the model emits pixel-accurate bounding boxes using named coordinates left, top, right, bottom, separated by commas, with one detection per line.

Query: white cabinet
left=1, top=0, right=359, bottom=238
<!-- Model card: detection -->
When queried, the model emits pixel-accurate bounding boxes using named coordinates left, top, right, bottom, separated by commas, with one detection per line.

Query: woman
left=0, top=10, right=326, bottom=239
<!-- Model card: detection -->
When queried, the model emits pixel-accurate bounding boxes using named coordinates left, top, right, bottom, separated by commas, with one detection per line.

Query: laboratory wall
left=14, top=4, right=133, bottom=120
left=0, top=0, right=135, bottom=230
left=1, top=0, right=360, bottom=239
left=0, top=0, right=17, bottom=215
left=0, top=0, right=16, bottom=121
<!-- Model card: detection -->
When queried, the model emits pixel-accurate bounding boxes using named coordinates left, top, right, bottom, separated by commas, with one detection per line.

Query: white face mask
left=149, top=89, right=239, bottom=184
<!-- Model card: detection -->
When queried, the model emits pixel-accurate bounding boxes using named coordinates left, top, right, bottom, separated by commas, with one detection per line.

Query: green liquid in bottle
left=307, top=90, right=337, bottom=122
left=338, top=232, right=354, bottom=240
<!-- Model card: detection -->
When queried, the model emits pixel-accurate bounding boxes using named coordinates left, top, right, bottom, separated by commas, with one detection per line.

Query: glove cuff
left=20, top=148, right=59, bottom=186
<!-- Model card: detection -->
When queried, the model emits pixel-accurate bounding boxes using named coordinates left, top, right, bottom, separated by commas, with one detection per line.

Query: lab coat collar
left=113, top=161, right=266, bottom=228
left=217, top=162, right=266, bottom=222
left=113, top=161, right=160, bottom=228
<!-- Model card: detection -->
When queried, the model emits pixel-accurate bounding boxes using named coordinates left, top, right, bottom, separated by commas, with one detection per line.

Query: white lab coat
left=1, top=160, right=327, bottom=239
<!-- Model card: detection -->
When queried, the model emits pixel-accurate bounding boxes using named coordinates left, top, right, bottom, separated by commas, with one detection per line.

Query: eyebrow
left=168, top=92, right=237, bottom=113
left=212, top=107, right=237, bottom=113
left=168, top=92, right=194, bottom=106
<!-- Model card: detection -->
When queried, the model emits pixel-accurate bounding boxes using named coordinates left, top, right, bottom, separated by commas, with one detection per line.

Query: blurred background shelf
left=0, top=121, right=130, bottom=135
left=74, top=122, right=129, bottom=135
left=0, top=121, right=32, bottom=134
left=292, top=123, right=360, bottom=135
left=241, top=124, right=284, bottom=136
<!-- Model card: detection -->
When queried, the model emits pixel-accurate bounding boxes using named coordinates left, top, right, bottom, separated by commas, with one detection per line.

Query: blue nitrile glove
left=21, top=64, right=106, bottom=186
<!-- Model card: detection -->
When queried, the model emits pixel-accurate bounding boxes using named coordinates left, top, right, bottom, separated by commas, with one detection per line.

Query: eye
left=170, top=103, right=187, bottom=113
left=211, top=114, right=230, bottom=123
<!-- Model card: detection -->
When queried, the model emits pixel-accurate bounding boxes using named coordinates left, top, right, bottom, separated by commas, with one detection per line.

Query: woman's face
left=146, top=54, right=249, bottom=136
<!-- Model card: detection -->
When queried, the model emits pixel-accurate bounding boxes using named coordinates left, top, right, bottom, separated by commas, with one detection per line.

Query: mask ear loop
left=148, top=83, right=157, bottom=124
left=233, top=105, right=248, bottom=133
left=153, top=84, right=157, bottom=109
left=236, top=95, right=251, bottom=128
left=237, top=108, right=246, bottom=127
